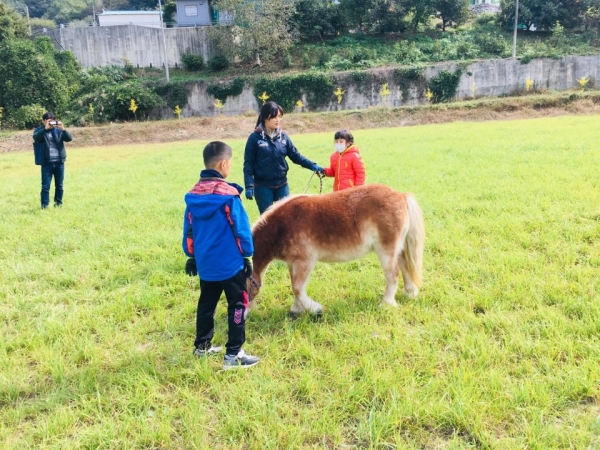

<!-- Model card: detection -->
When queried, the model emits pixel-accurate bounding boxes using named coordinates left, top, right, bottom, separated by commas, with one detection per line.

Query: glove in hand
left=313, top=164, right=324, bottom=174
left=244, top=258, right=253, bottom=278
left=245, top=188, right=254, bottom=200
left=185, top=257, right=198, bottom=277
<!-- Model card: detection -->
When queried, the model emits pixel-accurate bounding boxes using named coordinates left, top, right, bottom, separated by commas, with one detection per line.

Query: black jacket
left=33, top=126, right=73, bottom=165
left=243, top=126, right=316, bottom=189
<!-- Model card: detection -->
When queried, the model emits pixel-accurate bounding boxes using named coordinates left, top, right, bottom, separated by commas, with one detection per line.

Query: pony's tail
left=403, top=194, right=425, bottom=286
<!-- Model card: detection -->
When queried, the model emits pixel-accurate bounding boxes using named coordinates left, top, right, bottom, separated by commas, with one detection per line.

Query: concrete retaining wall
left=47, top=25, right=213, bottom=68
left=156, top=55, right=600, bottom=118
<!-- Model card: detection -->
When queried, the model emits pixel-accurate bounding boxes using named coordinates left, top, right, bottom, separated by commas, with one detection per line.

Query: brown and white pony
left=247, top=184, right=425, bottom=314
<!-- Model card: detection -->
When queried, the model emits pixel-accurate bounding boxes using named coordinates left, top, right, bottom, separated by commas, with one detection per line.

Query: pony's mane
left=251, top=194, right=311, bottom=232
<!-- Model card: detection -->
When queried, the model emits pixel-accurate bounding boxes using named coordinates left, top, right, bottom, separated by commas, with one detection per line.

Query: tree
left=127, top=0, right=160, bottom=10
left=0, top=3, right=29, bottom=44
left=292, top=0, right=343, bottom=41
left=499, top=0, right=586, bottom=30
left=434, top=0, right=469, bottom=31
left=0, top=37, right=71, bottom=118
left=338, top=0, right=407, bottom=33
left=163, top=1, right=177, bottom=24
left=401, top=0, right=435, bottom=31
left=211, top=0, right=296, bottom=66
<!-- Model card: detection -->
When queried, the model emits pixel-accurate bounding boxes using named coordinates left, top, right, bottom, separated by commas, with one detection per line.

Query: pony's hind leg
left=398, top=252, right=419, bottom=298
left=375, top=249, right=400, bottom=307
left=287, top=260, right=322, bottom=315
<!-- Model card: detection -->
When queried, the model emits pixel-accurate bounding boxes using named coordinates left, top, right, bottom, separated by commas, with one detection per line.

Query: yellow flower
left=425, top=89, right=433, bottom=102
left=129, top=99, right=138, bottom=114
left=525, top=77, right=534, bottom=92
left=380, top=83, right=391, bottom=97
left=174, top=105, right=182, bottom=119
left=258, top=92, right=270, bottom=104
left=334, top=87, right=345, bottom=104
left=214, top=99, right=224, bottom=109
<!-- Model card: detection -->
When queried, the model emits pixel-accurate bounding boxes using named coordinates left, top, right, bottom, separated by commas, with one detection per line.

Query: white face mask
left=334, top=143, right=346, bottom=153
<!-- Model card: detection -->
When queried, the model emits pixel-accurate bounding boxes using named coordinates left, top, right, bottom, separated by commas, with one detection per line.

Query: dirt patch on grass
left=3, top=92, right=600, bottom=153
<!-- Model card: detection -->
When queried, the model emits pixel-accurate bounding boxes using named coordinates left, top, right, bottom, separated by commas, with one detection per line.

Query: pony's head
left=247, top=274, right=261, bottom=303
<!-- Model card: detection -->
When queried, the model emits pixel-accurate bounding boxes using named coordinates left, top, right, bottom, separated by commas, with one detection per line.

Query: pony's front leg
left=287, top=260, right=322, bottom=315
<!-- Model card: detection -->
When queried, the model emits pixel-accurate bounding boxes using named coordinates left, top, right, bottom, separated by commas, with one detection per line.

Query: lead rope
left=303, top=172, right=324, bottom=194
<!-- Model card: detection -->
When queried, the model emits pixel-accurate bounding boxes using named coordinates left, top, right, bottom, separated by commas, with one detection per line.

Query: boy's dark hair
left=203, top=141, right=232, bottom=167
left=256, top=101, right=284, bottom=128
left=334, top=129, right=354, bottom=144
left=42, top=112, right=55, bottom=120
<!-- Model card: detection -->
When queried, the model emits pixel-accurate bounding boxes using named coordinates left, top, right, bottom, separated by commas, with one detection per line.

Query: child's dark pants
left=194, top=269, right=248, bottom=355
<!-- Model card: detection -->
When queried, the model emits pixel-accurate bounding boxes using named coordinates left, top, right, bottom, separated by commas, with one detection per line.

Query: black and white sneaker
left=193, top=346, right=223, bottom=357
left=223, top=349, right=260, bottom=370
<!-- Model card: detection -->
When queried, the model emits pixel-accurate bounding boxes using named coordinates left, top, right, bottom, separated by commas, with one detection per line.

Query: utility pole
left=158, top=0, right=170, bottom=82
left=512, top=0, right=519, bottom=59
left=25, top=5, right=31, bottom=35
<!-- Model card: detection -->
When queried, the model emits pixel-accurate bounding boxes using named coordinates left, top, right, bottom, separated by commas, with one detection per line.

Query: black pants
left=195, top=269, right=248, bottom=355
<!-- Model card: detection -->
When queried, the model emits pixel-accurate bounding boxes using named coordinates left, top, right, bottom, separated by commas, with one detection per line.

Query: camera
left=49, top=120, right=58, bottom=126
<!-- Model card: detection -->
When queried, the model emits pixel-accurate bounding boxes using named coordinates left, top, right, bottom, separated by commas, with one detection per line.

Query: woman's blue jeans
left=254, top=183, right=290, bottom=214
left=41, top=162, right=64, bottom=208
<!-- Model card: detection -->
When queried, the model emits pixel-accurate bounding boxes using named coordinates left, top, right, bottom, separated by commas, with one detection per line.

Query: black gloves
left=244, top=258, right=253, bottom=278
left=185, top=257, right=197, bottom=276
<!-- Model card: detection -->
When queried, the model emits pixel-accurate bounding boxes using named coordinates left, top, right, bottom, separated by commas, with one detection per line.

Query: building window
left=185, top=5, right=198, bottom=17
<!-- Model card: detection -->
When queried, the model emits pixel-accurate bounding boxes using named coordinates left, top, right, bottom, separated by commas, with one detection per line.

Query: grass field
left=1, top=115, right=600, bottom=449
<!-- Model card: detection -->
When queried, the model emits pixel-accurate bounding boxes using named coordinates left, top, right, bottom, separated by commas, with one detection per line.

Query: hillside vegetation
left=1, top=1, right=600, bottom=130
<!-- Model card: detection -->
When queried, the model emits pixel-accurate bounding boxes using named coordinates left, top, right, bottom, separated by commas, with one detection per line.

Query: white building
left=97, top=11, right=162, bottom=28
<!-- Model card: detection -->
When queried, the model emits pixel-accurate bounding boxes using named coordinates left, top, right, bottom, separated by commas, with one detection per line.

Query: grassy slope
left=1, top=115, right=600, bottom=448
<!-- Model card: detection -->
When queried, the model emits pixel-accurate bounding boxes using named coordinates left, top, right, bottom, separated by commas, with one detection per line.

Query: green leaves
left=0, top=37, right=70, bottom=121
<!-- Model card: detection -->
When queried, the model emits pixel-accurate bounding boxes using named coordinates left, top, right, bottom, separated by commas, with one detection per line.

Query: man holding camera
left=33, top=112, right=73, bottom=209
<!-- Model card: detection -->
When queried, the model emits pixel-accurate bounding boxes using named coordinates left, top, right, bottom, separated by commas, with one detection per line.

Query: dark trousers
left=41, top=162, right=65, bottom=208
left=195, top=269, right=249, bottom=356
left=254, top=183, right=290, bottom=214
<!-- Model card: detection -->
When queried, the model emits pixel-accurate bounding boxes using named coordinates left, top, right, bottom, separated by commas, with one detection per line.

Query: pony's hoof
left=403, top=288, right=419, bottom=299
left=378, top=302, right=398, bottom=309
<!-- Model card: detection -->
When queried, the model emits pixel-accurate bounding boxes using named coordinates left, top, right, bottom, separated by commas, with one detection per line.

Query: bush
left=475, top=33, right=509, bottom=56
left=206, top=78, right=244, bottom=104
left=208, top=55, right=230, bottom=72
left=475, top=13, right=498, bottom=27
left=67, top=83, right=165, bottom=124
left=253, top=72, right=333, bottom=111
left=150, top=81, right=188, bottom=108
left=0, top=38, right=70, bottom=115
left=393, top=41, right=422, bottom=64
left=7, top=104, right=45, bottom=129
left=429, top=69, right=463, bottom=103
left=181, top=52, right=204, bottom=71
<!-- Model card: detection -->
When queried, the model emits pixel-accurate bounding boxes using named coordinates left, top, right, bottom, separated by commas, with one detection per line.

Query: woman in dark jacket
left=243, top=101, right=323, bottom=214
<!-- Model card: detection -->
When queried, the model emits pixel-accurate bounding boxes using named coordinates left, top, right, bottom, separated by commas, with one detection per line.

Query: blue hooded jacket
left=182, top=170, right=253, bottom=281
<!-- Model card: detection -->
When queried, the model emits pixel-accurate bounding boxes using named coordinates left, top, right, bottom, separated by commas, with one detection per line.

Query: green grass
left=1, top=115, right=600, bottom=449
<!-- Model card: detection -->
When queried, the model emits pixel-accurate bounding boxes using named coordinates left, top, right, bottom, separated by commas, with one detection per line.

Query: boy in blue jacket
left=183, top=141, right=259, bottom=370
